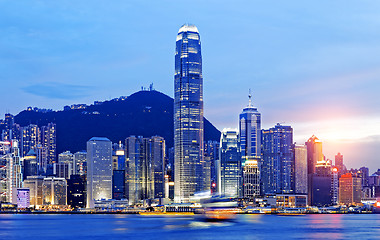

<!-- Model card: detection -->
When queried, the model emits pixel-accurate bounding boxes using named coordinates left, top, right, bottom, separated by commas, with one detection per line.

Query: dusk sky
left=1, top=1, right=380, bottom=172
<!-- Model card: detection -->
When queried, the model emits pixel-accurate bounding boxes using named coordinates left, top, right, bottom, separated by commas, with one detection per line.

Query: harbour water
left=0, top=214, right=379, bottom=240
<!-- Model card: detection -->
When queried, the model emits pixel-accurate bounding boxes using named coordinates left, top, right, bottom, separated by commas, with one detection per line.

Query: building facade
left=262, top=124, right=294, bottom=194
left=86, top=137, right=112, bottom=208
left=294, top=144, right=307, bottom=194
left=174, top=24, right=205, bottom=202
left=218, top=129, right=241, bottom=197
left=339, top=173, right=362, bottom=205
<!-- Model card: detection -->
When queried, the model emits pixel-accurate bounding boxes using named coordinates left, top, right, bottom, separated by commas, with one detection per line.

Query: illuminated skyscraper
left=262, top=124, right=294, bottom=194
left=294, top=144, right=307, bottom=194
left=305, top=135, right=323, bottom=205
left=239, top=92, right=261, bottom=158
left=86, top=137, right=112, bottom=208
left=174, top=24, right=204, bottom=202
left=41, top=123, right=57, bottom=164
left=125, top=136, right=165, bottom=204
left=218, top=129, right=241, bottom=197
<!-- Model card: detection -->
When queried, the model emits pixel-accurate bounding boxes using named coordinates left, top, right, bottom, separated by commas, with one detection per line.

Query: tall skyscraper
left=294, top=144, right=308, bottom=194
left=218, top=129, right=241, bottom=197
left=335, top=152, right=345, bottom=176
left=239, top=92, right=261, bottom=158
left=174, top=24, right=204, bottom=202
left=41, top=123, right=57, bottom=164
left=125, top=136, right=165, bottom=204
left=305, top=135, right=323, bottom=205
left=150, top=136, right=165, bottom=199
left=21, top=124, right=40, bottom=157
left=86, top=137, right=112, bottom=208
left=262, top=124, right=294, bottom=194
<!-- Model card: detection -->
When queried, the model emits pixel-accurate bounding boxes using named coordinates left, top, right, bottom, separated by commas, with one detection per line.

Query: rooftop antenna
left=248, top=89, right=253, bottom=107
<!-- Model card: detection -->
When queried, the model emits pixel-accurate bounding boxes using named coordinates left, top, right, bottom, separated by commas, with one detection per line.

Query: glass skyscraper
left=86, top=137, right=112, bottom=208
left=174, top=24, right=204, bottom=202
left=262, top=124, right=294, bottom=194
left=218, top=129, right=241, bottom=197
left=239, top=93, right=261, bottom=158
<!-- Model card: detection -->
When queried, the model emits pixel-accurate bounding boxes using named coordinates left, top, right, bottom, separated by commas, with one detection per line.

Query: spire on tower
left=248, top=89, right=253, bottom=108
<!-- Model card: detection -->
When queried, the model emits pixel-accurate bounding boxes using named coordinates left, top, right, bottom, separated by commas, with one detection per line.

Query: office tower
left=0, top=141, right=10, bottom=202
left=113, top=142, right=125, bottom=171
left=23, top=149, right=38, bottom=180
left=174, top=24, right=204, bottom=203
left=86, top=137, right=112, bottom=208
left=21, top=124, right=40, bottom=157
left=23, top=176, right=44, bottom=207
left=74, top=151, right=87, bottom=175
left=335, top=152, right=344, bottom=173
left=53, top=162, right=72, bottom=179
left=58, top=151, right=74, bottom=164
left=339, top=173, right=362, bottom=205
left=67, top=175, right=86, bottom=209
left=112, top=170, right=125, bottom=200
left=218, top=129, right=241, bottom=197
left=125, top=136, right=165, bottom=203
left=359, top=167, right=369, bottom=187
left=35, top=144, right=48, bottom=174
left=294, top=144, right=307, bottom=194
left=305, top=135, right=323, bottom=205
left=306, top=135, right=323, bottom=175
left=310, top=160, right=332, bottom=206
left=204, top=140, right=219, bottom=193
left=243, top=156, right=261, bottom=200
left=332, top=167, right=339, bottom=205
left=262, top=124, right=294, bottom=194
left=239, top=91, right=261, bottom=158
left=10, top=140, right=23, bottom=197
left=42, top=177, right=67, bottom=205
left=150, top=136, right=165, bottom=199
left=41, top=123, right=57, bottom=164
left=56, top=151, right=74, bottom=179
left=125, top=136, right=151, bottom=204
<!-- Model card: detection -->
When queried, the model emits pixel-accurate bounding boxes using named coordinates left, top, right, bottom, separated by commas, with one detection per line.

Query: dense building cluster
left=0, top=24, right=378, bottom=212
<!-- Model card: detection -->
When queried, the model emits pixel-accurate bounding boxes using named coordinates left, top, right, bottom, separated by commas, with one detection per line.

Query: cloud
left=22, top=82, right=93, bottom=99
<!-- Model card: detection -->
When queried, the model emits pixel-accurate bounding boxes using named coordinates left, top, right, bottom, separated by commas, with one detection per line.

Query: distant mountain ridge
left=13, top=90, right=221, bottom=154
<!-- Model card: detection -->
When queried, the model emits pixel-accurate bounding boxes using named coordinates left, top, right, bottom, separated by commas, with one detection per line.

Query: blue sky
left=1, top=0, right=380, bottom=172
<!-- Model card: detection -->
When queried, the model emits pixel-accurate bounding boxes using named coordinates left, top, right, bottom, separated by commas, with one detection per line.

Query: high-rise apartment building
left=174, top=24, right=204, bottom=202
left=218, top=129, right=241, bottom=197
left=86, top=137, right=112, bottom=208
left=262, top=124, right=294, bottom=194
left=41, top=123, right=57, bottom=164
left=21, top=124, right=40, bottom=157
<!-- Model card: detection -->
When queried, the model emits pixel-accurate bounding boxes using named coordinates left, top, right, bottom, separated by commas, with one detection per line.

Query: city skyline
left=1, top=1, right=380, bottom=171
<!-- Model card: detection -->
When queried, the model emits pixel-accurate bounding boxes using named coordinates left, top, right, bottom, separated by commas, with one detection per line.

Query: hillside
left=13, top=90, right=221, bottom=154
